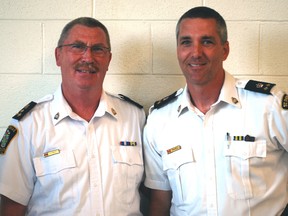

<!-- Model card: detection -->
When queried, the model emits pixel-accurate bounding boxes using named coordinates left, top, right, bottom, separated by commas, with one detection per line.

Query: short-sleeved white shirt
left=0, top=86, right=146, bottom=216
left=144, top=72, right=288, bottom=216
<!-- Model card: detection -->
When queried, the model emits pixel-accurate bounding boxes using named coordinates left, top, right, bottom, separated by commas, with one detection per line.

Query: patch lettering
left=0, top=125, right=17, bottom=154
left=282, top=94, right=288, bottom=109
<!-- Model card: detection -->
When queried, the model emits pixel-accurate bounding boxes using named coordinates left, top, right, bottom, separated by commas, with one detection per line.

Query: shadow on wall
left=104, top=36, right=185, bottom=114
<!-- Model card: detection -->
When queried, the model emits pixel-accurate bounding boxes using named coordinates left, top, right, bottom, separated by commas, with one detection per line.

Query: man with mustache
left=143, top=6, right=288, bottom=216
left=0, top=17, right=145, bottom=215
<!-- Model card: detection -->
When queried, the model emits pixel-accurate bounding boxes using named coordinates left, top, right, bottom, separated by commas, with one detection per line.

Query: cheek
left=177, top=49, right=185, bottom=62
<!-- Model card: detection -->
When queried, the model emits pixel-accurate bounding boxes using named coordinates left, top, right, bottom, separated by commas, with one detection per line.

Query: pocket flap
left=224, top=140, right=266, bottom=160
left=111, top=146, right=143, bottom=166
left=162, top=147, right=195, bottom=170
left=33, top=149, right=76, bottom=177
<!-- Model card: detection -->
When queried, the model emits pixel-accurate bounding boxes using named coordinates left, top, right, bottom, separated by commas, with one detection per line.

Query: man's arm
left=0, top=195, right=27, bottom=216
left=149, top=189, right=172, bottom=216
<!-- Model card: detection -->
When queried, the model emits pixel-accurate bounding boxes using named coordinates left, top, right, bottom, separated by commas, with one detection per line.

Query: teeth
left=189, top=63, right=204, bottom=67
left=78, top=70, right=96, bottom=74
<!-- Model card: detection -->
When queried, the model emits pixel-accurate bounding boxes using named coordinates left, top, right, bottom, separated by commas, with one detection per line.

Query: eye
left=180, top=40, right=192, bottom=46
left=202, top=39, right=214, bottom=46
left=71, top=44, right=86, bottom=51
left=91, top=46, right=105, bottom=53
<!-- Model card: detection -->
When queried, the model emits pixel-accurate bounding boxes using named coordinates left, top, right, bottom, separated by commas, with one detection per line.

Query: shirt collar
left=94, top=91, right=119, bottom=119
left=51, top=87, right=119, bottom=125
left=51, top=86, right=73, bottom=125
left=218, top=71, right=242, bottom=108
left=177, top=71, right=241, bottom=116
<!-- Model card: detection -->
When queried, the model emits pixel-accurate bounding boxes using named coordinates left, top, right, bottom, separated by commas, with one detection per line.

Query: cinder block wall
left=1, top=0, right=288, bottom=136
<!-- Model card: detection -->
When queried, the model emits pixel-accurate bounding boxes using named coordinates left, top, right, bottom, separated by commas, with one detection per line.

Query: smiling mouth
left=77, top=69, right=97, bottom=74
left=189, top=63, right=206, bottom=67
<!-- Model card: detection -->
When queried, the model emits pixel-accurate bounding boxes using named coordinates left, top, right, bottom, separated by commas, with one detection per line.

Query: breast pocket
left=34, top=149, right=76, bottom=176
left=162, top=147, right=197, bottom=204
left=224, top=140, right=267, bottom=199
left=33, top=150, right=77, bottom=205
left=111, top=146, right=144, bottom=204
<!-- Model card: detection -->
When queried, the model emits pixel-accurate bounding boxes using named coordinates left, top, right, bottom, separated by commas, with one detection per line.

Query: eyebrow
left=201, top=35, right=216, bottom=40
left=179, top=35, right=216, bottom=41
left=179, top=36, right=191, bottom=41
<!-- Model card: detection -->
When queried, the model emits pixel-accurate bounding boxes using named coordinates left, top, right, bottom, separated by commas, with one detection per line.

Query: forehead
left=178, top=18, right=218, bottom=38
left=65, top=24, right=107, bottom=44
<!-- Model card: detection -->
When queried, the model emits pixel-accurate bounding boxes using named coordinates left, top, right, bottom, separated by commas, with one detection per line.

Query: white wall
left=1, top=0, right=288, bottom=136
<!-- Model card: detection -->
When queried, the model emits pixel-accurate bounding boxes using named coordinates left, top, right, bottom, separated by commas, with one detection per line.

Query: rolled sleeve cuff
left=144, top=178, right=171, bottom=191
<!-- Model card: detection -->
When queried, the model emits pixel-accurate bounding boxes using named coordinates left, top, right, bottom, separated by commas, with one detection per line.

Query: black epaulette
left=154, top=90, right=178, bottom=109
left=244, top=80, right=275, bottom=95
left=118, top=94, right=143, bottom=109
left=12, top=101, right=37, bottom=120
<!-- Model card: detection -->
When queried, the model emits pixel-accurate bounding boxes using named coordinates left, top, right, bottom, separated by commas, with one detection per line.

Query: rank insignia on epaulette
left=154, top=91, right=178, bottom=109
left=0, top=125, right=17, bottom=154
left=118, top=94, right=143, bottom=109
left=282, top=94, right=288, bottom=110
left=167, top=145, right=181, bottom=154
left=120, top=141, right=137, bottom=146
left=244, top=80, right=275, bottom=95
left=13, top=101, right=37, bottom=120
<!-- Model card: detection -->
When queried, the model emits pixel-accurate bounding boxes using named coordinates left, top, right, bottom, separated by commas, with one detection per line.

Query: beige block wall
left=1, top=0, right=288, bottom=137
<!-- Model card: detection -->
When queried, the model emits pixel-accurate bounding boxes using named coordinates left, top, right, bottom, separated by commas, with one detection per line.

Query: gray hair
left=176, top=6, right=228, bottom=44
left=57, top=17, right=111, bottom=49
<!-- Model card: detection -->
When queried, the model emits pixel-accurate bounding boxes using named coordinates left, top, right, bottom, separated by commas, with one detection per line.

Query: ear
left=108, top=52, right=112, bottom=64
left=55, top=47, right=61, bottom=66
left=222, top=41, right=230, bottom=61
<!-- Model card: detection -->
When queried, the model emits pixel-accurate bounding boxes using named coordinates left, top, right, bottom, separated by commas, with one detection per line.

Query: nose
left=81, top=47, right=94, bottom=62
left=191, top=43, right=202, bottom=58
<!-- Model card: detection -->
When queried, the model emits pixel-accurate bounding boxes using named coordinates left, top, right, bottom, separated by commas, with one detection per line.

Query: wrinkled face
left=177, top=18, right=229, bottom=86
left=55, top=24, right=112, bottom=92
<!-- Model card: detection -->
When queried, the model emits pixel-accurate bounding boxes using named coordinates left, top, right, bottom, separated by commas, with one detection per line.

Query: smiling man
left=143, top=6, right=288, bottom=216
left=0, top=17, right=145, bottom=215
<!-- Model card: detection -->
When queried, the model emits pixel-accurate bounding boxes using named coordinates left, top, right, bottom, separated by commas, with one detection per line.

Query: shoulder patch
left=282, top=94, right=288, bottom=110
left=244, top=80, right=275, bottom=95
left=0, top=125, right=17, bottom=154
left=154, top=90, right=179, bottom=109
left=13, top=101, right=37, bottom=121
left=118, top=94, right=143, bottom=109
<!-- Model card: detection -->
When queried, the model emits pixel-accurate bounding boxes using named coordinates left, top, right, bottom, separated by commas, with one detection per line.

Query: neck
left=188, top=73, right=225, bottom=114
left=62, top=86, right=102, bottom=122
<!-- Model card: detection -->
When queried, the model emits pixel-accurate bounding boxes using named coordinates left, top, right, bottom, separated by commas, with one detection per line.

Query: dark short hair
left=176, top=6, right=227, bottom=44
left=57, top=17, right=111, bottom=49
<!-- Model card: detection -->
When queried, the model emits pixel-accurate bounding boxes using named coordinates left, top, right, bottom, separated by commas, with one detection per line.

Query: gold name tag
left=167, top=145, right=181, bottom=154
left=44, top=149, right=60, bottom=158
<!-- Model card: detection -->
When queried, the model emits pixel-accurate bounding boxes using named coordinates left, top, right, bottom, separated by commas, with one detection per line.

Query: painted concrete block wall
left=1, top=0, right=288, bottom=137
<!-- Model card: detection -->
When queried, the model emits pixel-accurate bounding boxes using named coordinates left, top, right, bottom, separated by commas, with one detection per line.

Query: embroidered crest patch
left=282, top=94, right=288, bottom=109
left=0, top=125, right=17, bottom=154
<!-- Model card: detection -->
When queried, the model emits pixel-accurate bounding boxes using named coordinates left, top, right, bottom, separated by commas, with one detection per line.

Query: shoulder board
left=118, top=94, right=143, bottom=109
left=12, top=101, right=37, bottom=121
left=282, top=94, right=288, bottom=110
left=244, top=80, right=275, bottom=95
left=154, top=89, right=181, bottom=109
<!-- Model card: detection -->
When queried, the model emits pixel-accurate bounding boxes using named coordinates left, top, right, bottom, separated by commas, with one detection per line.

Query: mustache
left=75, top=62, right=99, bottom=74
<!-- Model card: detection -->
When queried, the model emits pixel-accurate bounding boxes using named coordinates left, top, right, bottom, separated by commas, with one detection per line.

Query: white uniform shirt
left=144, top=72, right=288, bottom=216
left=0, top=86, right=146, bottom=216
